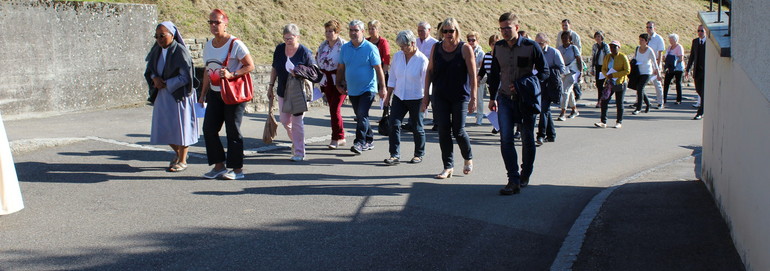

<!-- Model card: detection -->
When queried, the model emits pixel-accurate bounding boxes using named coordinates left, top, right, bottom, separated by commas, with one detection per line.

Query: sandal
left=168, top=162, right=187, bottom=172
left=409, top=157, right=423, bottom=164
left=169, top=155, right=179, bottom=168
left=435, top=168, right=453, bottom=179
left=463, top=160, right=473, bottom=175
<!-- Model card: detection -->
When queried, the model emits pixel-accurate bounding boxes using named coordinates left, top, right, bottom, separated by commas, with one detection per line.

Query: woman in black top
left=422, top=18, right=478, bottom=179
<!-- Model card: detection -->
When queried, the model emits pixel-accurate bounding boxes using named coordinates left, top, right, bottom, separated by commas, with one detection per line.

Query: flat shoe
left=499, top=184, right=521, bottom=195
left=409, top=156, right=423, bottom=164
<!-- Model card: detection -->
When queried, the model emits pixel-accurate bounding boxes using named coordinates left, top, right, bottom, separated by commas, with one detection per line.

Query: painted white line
left=549, top=153, right=701, bottom=271
left=86, top=136, right=209, bottom=159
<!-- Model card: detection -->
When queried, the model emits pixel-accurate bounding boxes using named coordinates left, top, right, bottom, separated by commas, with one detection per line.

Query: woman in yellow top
left=595, top=40, right=630, bottom=129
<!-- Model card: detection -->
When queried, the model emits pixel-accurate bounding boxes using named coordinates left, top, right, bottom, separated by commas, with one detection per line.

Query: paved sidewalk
left=573, top=155, right=745, bottom=270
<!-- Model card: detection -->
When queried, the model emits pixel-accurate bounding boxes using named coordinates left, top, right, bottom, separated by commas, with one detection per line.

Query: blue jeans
left=537, top=99, right=555, bottom=139
left=497, top=94, right=537, bottom=185
left=349, top=91, right=375, bottom=145
left=388, top=96, right=425, bottom=158
left=432, top=97, right=472, bottom=169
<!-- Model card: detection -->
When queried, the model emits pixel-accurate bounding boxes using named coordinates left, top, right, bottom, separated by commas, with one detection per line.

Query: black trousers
left=663, top=71, right=683, bottom=103
left=601, top=82, right=627, bottom=124
left=203, top=91, right=246, bottom=169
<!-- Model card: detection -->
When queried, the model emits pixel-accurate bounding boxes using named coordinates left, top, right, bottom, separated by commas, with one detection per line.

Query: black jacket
left=144, top=41, right=193, bottom=103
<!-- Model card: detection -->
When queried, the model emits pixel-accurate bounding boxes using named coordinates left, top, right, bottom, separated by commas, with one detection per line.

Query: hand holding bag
left=378, top=106, right=390, bottom=136
left=219, top=38, right=254, bottom=105
left=262, top=96, right=278, bottom=144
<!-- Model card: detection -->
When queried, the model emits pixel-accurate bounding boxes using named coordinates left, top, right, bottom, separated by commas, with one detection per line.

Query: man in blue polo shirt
left=336, top=20, right=387, bottom=154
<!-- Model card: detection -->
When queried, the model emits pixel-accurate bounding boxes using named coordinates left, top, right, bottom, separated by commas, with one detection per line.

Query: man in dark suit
left=686, top=25, right=707, bottom=120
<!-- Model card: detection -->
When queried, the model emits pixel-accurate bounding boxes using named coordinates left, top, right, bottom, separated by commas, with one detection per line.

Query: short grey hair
left=668, top=33, right=679, bottom=43
left=536, top=32, right=550, bottom=44
left=395, top=30, right=417, bottom=47
left=349, top=20, right=365, bottom=31
left=417, top=21, right=431, bottom=29
left=283, top=24, right=300, bottom=36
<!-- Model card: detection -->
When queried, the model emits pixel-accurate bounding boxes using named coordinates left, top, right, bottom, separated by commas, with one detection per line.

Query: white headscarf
left=158, top=21, right=186, bottom=47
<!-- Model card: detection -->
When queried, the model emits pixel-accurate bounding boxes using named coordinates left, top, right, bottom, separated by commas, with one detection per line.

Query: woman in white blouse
left=316, top=20, right=348, bottom=149
left=383, top=30, right=429, bottom=165
left=632, top=33, right=661, bottom=115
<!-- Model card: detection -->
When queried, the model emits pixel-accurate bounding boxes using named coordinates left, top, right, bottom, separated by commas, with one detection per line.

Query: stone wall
left=0, top=0, right=157, bottom=118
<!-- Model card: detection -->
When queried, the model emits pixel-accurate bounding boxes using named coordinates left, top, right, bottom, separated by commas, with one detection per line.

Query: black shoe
left=431, top=126, right=438, bottom=131
left=694, top=115, right=702, bottom=120
left=536, top=137, right=544, bottom=146
left=545, top=137, right=556, bottom=142
left=513, top=131, right=521, bottom=140
left=499, top=184, right=521, bottom=195
left=644, top=104, right=650, bottom=113
left=491, top=128, right=499, bottom=134
left=520, top=177, right=530, bottom=188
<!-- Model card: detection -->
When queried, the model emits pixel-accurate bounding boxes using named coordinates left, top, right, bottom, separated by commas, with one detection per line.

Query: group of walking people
left=144, top=9, right=708, bottom=195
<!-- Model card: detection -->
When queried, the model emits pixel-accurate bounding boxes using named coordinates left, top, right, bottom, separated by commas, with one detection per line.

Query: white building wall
left=701, top=0, right=770, bottom=270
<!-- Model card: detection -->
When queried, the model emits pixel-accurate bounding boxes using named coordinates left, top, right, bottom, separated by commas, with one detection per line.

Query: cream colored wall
left=702, top=28, right=770, bottom=271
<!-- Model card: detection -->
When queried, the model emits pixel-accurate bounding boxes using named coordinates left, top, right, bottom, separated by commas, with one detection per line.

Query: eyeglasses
left=467, top=39, right=476, bottom=42
left=697, top=30, right=705, bottom=32
left=154, top=33, right=170, bottom=39
left=349, top=28, right=360, bottom=32
left=208, top=20, right=223, bottom=25
left=441, top=29, right=456, bottom=34
left=283, top=36, right=295, bottom=41
left=499, top=26, right=513, bottom=31
left=646, top=26, right=654, bottom=29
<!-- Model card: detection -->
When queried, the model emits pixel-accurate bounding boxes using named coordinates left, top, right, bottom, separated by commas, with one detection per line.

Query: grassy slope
left=158, top=0, right=712, bottom=64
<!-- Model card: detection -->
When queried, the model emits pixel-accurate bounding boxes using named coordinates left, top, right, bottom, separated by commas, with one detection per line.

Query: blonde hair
left=368, top=20, right=380, bottom=29
left=467, top=31, right=479, bottom=40
left=441, top=18, right=461, bottom=39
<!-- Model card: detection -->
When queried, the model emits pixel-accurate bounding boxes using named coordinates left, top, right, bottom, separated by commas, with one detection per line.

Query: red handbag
left=219, top=38, right=253, bottom=104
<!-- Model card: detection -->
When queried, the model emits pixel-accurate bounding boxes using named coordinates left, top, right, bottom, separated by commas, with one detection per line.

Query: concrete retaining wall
left=0, top=0, right=157, bottom=118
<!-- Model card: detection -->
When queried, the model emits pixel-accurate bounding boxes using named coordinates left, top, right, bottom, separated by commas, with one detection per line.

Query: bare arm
left=462, top=43, right=478, bottom=113
left=335, top=63, right=347, bottom=95
left=373, top=64, right=387, bottom=99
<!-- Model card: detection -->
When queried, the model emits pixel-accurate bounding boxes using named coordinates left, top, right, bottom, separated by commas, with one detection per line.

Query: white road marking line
left=549, top=153, right=700, bottom=271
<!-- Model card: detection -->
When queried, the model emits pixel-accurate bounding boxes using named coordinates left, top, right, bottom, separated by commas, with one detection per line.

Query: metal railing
left=709, top=0, right=731, bottom=37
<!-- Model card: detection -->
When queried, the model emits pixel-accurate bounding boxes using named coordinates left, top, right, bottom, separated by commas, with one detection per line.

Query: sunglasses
left=499, top=26, right=513, bottom=31
left=154, top=33, right=170, bottom=39
left=208, top=20, right=223, bottom=25
left=441, top=29, right=456, bottom=34
left=646, top=26, right=654, bottom=29
left=697, top=30, right=705, bottom=32
left=467, top=39, right=477, bottom=42
left=349, top=28, right=360, bottom=32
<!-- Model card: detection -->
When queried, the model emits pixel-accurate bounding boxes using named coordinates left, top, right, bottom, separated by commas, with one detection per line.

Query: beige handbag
left=262, top=97, right=278, bottom=144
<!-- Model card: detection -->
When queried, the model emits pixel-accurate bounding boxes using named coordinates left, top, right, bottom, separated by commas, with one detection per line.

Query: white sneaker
left=221, top=170, right=244, bottom=180
left=328, top=139, right=347, bottom=149
left=614, top=123, right=622, bottom=129
left=203, top=168, right=228, bottom=179
left=557, top=116, right=566, bottom=121
left=594, top=122, right=607, bottom=128
left=290, top=155, right=305, bottom=162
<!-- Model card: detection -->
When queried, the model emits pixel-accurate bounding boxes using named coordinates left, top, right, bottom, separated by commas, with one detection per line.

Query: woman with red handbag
left=198, top=9, right=255, bottom=180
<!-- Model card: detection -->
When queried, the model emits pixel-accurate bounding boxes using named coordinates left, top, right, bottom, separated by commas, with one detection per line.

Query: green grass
left=155, top=0, right=712, bottom=64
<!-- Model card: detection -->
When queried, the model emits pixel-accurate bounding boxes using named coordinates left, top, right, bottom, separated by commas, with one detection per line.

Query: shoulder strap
left=222, top=38, right=239, bottom=67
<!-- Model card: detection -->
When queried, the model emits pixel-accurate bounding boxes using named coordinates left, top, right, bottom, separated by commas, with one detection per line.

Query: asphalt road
left=0, top=87, right=744, bottom=270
